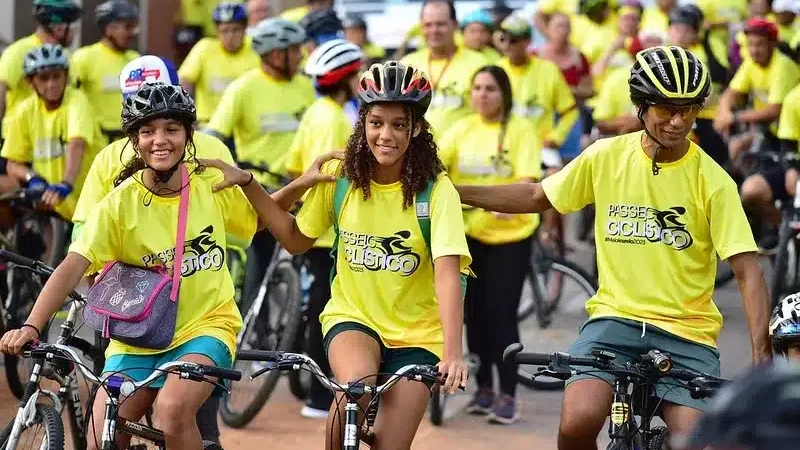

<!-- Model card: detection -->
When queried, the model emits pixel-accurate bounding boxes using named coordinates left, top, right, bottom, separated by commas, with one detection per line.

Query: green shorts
left=566, top=317, right=721, bottom=411
left=103, top=335, right=233, bottom=397
left=323, top=322, right=440, bottom=375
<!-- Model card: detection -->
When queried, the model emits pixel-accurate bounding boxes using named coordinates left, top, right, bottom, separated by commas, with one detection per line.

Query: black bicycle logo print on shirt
left=340, top=229, right=421, bottom=276
left=604, top=204, right=694, bottom=251
left=139, top=224, right=225, bottom=276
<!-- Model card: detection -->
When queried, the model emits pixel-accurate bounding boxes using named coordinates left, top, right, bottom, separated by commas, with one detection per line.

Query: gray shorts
left=566, top=317, right=721, bottom=411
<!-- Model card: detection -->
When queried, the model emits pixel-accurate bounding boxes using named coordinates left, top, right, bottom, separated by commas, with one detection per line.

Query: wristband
left=21, top=323, right=40, bottom=338
left=241, top=172, right=255, bottom=187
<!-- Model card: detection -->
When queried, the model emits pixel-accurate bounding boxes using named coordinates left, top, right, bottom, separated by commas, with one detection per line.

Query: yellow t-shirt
left=70, top=165, right=257, bottom=358
left=0, top=34, right=44, bottom=120
left=179, top=0, right=233, bottom=37
left=72, top=132, right=235, bottom=225
left=285, top=96, right=352, bottom=248
left=280, top=6, right=310, bottom=23
left=538, top=0, right=579, bottom=14
left=541, top=132, right=757, bottom=348
left=178, top=38, right=260, bottom=124
left=439, top=114, right=542, bottom=245
left=71, top=42, right=140, bottom=132
left=571, top=15, right=619, bottom=64
left=296, top=160, right=472, bottom=358
left=728, top=51, right=800, bottom=133
left=592, top=66, right=637, bottom=122
left=479, top=46, right=503, bottom=64
left=362, top=43, right=387, bottom=61
left=640, top=6, right=669, bottom=35
left=206, top=68, right=316, bottom=187
left=1, top=87, right=103, bottom=221
left=497, top=56, right=577, bottom=145
left=401, top=47, right=487, bottom=138
left=777, top=85, right=800, bottom=153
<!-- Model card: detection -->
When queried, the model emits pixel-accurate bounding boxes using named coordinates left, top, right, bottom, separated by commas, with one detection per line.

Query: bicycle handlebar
left=237, top=350, right=452, bottom=397
left=21, top=342, right=242, bottom=396
left=0, top=249, right=84, bottom=302
left=503, top=343, right=727, bottom=398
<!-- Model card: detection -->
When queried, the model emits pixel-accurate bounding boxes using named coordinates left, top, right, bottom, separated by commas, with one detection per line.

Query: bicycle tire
left=521, top=256, right=598, bottom=329
left=771, top=219, right=796, bottom=309
left=287, top=320, right=311, bottom=401
left=428, top=388, right=447, bottom=426
left=0, top=403, right=65, bottom=450
left=647, top=426, right=670, bottom=450
left=4, top=267, right=45, bottom=399
left=220, top=260, right=302, bottom=428
left=518, top=249, right=546, bottom=323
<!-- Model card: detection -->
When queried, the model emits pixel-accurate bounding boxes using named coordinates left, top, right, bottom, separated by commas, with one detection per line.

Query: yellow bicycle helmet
left=629, top=45, right=711, bottom=107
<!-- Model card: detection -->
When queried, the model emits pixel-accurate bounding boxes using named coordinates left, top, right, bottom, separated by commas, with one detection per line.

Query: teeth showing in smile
left=153, top=150, right=170, bottom=156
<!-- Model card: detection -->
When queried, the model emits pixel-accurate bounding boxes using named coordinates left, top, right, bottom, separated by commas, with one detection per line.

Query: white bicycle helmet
left=250, top=17, right=306, bottom=56
left=305, top=39, right=363, bottom=87
left=770, top=293, right=800, bottom=354
left=24, top=44, right=69, bottom=76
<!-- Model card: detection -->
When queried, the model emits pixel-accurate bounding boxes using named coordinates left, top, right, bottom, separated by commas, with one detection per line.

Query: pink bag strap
left=170, top=165, right=190, bottom=301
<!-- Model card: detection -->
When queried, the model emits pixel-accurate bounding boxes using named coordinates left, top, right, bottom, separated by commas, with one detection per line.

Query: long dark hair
left=342, top=104, right=444, bottom=208
left=114, top=115, right=201, bottom=188
left=472, top=65, right=514, bottom=152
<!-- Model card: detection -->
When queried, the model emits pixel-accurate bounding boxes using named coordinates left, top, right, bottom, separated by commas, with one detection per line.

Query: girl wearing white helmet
left=285, top=38, right=364, bottom=419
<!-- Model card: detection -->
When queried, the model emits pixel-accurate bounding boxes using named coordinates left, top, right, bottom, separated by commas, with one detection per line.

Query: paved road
left=0, top=216, right=763, bottom=449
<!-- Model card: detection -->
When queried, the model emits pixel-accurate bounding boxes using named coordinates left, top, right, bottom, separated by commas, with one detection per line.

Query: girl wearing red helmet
left=204, top=60, right=472, bottom=448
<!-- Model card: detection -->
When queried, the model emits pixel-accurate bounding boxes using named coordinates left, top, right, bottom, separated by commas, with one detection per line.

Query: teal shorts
left=566, top=318, right=721, bottom=411
left=103, top=336, right=233, bottom=396
left=324, top=322, right=440, bottom=375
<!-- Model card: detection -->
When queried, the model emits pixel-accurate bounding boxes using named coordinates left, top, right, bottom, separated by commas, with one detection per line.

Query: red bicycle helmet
left=744, top=17, right=779, bottom=41
left=357, top=61, right=432, bottom=114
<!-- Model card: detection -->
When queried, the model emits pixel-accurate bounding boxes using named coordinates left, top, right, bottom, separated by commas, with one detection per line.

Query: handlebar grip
left=0, top=249, right=39, bottom=268
left=236, top=350, right=284, bottom=362
left=514, top=352, right=554, bottom=366
left=200, top=365, right=242, bottom=382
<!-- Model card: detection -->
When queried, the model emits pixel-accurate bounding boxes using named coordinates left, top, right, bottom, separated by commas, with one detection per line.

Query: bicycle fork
left=608, top=378, right=640, bottom=449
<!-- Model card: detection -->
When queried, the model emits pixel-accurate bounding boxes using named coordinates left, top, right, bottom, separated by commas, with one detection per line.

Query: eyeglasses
left=650, top=104, right=702, bottom=120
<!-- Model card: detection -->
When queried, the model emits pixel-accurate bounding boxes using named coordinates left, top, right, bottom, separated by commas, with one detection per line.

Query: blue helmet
left=212, top=2, right=247, bottom=24
left=461, top=9, right=494, bottom=29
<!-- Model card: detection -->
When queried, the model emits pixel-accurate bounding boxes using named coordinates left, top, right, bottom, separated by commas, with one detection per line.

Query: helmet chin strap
left=146, top=151, right=186, bottom=187
left=638, top=107, right=669, bottom=176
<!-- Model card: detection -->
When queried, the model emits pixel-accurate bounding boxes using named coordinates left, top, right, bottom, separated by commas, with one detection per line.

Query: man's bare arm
left=456, top=182, right=553, bottom=214
left=729, top=251, right=772, bottom=363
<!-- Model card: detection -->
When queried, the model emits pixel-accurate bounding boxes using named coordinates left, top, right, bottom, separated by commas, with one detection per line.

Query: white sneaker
left=301, top=405, right=329, bottom=419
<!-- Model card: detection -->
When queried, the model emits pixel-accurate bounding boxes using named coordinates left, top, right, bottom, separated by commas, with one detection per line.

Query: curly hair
left=342, top=104, right=444, bottom=208
left=114, top=116, right=203, bottom=188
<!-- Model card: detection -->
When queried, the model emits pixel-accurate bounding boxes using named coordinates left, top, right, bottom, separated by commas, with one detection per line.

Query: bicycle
left=770, top=154, right=800, bottom=309
left=503, top=343, right=727, bottom=450
left=0, top=188, right=72, bottom=399
left=0, top=250, right=241, bottom=450
left=234, top=349, right=452, bottom=449
left=220, top=240, right=302, bottom=428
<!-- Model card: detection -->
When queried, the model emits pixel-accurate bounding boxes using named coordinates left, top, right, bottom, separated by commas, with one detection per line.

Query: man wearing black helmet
left=72, top=0, right=140, bottom=144
left=455, top=46, right=770, bottom=450
left=0, top=0, right=82, bottom=140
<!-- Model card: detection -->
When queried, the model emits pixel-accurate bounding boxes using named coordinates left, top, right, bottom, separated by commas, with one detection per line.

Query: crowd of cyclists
left=0, top=0, right=797, bottom=449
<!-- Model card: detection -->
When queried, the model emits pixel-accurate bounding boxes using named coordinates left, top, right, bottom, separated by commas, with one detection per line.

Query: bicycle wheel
left=0, top=404, right=64, bottom=450
left=3, top=266, right=45, bottom=399
left=287, top=318, right=311, bottom=401
left=771, top=219, right=798, bottom=309
left=220, top=259, right=302, bottom=428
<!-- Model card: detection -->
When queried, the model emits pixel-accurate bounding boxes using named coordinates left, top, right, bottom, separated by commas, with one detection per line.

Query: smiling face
left=643, top=103, right=701, bottom=149
left=136, top=117, right=188, bottom=171
left=364, top=103, right=417, bottom=169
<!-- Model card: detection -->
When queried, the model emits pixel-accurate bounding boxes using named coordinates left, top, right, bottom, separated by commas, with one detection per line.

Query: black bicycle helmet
left=33, top=0, right=82, bottom=25
left=357, top=61, right=432, bottom=114
left=301, top=8, right=343, bottom=42
left=770, top=293, right=800, bottom=354
left=629, top=45, right=710, bottom=107
left=121, top=83, right=196, bottom=133
left=668, top=4, right=704, bottom=31
left=95, top=0, right=138, bottom=27
left=579, top=0, right=608, bottom=15
left=685, top=364, right=800, bottom=450
left=342, top=14, right=367, bottom=30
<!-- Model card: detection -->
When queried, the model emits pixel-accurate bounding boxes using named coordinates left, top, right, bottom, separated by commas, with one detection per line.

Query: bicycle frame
left=606, top=377, right=662, bottom=449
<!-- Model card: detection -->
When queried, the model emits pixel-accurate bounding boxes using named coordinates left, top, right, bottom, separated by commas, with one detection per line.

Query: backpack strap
left=329, top=176, right=351, bottom=284
left=415, top=179, right=435, bottom=253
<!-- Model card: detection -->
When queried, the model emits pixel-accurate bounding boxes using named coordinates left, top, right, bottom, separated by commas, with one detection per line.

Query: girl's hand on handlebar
left=437, top=358, right=469, bottom=394
left=0, top=328, right=38, bottom=355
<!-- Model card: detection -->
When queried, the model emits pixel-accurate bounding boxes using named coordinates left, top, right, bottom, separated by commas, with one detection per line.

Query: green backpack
left=329, top=176, right=467, bottom=297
